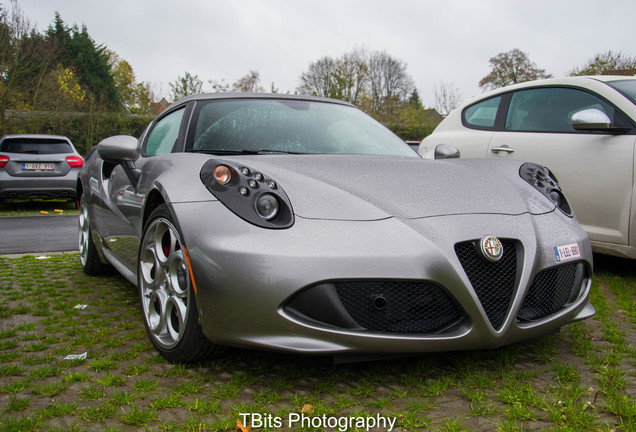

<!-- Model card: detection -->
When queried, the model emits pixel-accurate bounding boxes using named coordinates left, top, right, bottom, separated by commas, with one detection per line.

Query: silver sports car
left=77, top=93, right=595, bottom=363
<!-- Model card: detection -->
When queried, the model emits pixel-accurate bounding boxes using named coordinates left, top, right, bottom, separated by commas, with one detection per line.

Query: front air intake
left=518, top=262, right=586, bottom=322
left=455, top=240, right=519, bottom=331
left=334, top=280, right=464, bottom=334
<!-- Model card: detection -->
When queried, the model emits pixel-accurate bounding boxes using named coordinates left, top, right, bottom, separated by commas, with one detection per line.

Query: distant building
left=150, top=98, right=171, bottom=115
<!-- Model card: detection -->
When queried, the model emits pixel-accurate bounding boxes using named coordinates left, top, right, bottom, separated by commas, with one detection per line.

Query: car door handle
left=491, top=146, right=515, bottom=154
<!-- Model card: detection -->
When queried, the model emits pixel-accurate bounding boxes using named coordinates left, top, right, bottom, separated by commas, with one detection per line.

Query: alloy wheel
left=139, top=217, right=190, bottom=349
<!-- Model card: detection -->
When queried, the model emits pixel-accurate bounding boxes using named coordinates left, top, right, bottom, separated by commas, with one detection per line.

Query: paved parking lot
left=0, top=215, right=78, bottom=254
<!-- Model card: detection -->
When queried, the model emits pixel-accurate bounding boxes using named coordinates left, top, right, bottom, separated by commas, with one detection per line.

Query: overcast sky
left=12, top=0, right=636, bottom=107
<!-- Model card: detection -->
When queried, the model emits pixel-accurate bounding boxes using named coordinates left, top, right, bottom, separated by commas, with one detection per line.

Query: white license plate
left=554, top=243, right=581, bottom=262
left=22, top=163, right=54, bottom=171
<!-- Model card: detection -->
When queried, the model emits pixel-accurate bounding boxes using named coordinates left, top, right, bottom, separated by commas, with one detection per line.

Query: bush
left=4, top=111, right=438, bottom=155
left=4, top=111, right=154, bottom=156
left=385, top=123, right=437, bottom=142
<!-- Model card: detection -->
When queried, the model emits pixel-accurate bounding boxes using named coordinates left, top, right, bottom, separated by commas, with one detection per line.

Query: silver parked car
left=78, top=93, right=594, bottom=363
left=0, top=134, right=84, bottom=202
left=420, top=76, right=636, bottom=260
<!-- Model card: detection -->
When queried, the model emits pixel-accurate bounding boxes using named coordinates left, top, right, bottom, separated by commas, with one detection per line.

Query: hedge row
left=4, top=111, right=154, bottom=156
left=3, top=112, right=436, bottom=156
left=385, top=123, right=437, bottom=142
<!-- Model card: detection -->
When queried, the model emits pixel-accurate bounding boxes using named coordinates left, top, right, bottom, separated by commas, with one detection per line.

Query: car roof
left=460, top=75, right=636, bottom=108
left=168, top=92, right=355, bottom=111
left=585, top=75, right=636, bottom=83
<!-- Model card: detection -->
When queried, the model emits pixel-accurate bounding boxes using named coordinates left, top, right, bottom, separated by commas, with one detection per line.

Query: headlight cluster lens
left=200, top=159, right=294, bottom=229
left=519, top=163, right=573, bottom=217
left=255, top=194, right=279, bottom=220
left=213, top=165, right=232, bottom=184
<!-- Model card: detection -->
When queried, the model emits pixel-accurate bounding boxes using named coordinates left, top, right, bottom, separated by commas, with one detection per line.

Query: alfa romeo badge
left=480, top=236, right=504, bottom=262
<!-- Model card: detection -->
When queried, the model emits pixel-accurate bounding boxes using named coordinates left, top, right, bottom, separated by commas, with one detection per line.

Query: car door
left=487, top=86, right=635, bottom=247
left=103, top=107, right=187, bottom=271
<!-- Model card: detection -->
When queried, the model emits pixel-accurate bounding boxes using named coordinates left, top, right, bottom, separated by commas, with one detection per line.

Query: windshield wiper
left=187, top=148, right=306, bottom=155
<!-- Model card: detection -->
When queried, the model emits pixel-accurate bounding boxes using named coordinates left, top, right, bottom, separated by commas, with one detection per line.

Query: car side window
left=463, top=96, right=501, bottom=129
left=505, top=87, right=615, bottom=133
left=144, top=108, right=185, bottom=156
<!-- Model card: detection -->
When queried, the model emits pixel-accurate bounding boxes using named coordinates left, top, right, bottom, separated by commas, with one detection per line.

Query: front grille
left=335, top=281, right=463, bottom=333
left=518, top=262, right=584, bottom=322
left=455, top=240, right=519, bottom=330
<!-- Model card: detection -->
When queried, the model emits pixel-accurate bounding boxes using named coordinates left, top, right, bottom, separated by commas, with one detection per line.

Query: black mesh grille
left=335, top=281, right=463, bottom=334
left=455, top=240, right=518, bottom=330
left=518, top=262, right=584, bottom=321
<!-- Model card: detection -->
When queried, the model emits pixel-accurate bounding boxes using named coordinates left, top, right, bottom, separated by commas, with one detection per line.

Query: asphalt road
left=0, top=215, right=78, bottom=255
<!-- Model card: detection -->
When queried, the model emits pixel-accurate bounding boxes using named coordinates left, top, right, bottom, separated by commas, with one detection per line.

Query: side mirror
left=434, top=143, right=461, bottom=159
left=97, top=135, right=139, bottom=162
left=571, top=108, right=611, bottom=131
left=97, top=135, right=141, bottom=186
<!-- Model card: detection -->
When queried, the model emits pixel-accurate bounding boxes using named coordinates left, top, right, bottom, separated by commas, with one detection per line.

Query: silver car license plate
left=23, top=163, right=54, bottom=171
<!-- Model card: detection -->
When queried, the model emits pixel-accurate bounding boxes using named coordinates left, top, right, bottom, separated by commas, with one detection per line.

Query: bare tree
left=0, top=1, right=44, bottom=133
left=367, top=50, right=414, bottom=111
left=433, top=81, right=461, bottom=116
left=570, top=50, right=636, bottom=76
left=297, top=56, right=338, bottom=98
left=479, top=49, right=551, bottom=90
left=332, top=48, right=368, bottom=104
left=232, top=70, right=264, bottom=92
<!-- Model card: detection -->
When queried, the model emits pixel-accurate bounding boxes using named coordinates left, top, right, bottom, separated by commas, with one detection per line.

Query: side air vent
left=518, top=262, right=586, bottom=322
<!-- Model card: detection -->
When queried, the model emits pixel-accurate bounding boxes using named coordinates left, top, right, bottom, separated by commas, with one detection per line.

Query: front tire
left=138, top=204, right=224, bottom=363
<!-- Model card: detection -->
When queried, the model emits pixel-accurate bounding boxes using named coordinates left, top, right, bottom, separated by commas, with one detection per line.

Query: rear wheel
left=138, top=204, right=224, bottom=363
left=78, top=194, right=111, bottom=275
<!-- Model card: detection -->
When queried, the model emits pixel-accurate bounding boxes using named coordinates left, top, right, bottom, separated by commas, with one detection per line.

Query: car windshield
left=605, top=79, right=636, bottom=105
left=1, top=138, right=72, bottom=154
left=186, top=99, right=417, bottom=157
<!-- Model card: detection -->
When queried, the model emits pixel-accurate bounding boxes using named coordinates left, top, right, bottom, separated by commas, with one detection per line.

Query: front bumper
left=174, top=201, right=594, bottom=355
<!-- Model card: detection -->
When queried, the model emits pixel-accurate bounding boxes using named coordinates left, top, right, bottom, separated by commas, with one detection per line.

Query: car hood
left=229, top=155, right=555, bottom=221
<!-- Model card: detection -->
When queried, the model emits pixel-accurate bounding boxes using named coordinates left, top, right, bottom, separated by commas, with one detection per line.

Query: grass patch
left=0, top=253, right=633, bottom=431
left=0, top=199, right=77, bottom=217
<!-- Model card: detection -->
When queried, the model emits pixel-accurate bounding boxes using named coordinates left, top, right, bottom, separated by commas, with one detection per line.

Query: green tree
left=46, top=13, right=119, bottom=107
left=570, top=51, right=636, bottom=76
left=479, top=49, right=551, bottom=90
left=170, top=71, right=203, bottom=101
left=110, top=54, right=152, bottom=113
left=209, top=78, right=230, bottom=92
left=409, top=88, right=422, bottom=110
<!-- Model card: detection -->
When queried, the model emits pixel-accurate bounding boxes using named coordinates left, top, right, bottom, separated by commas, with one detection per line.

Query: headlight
left=213, top=165, right=232, bottom=184
left=255, top=193, right=279, bottom=220
left=200, top=159, right=294, bottom=229
left=520, top=163, right=573, bottom=217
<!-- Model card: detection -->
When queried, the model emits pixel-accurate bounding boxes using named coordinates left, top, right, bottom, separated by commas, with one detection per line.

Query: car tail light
left=66, top=156, right=84, bottom=168
left=0, top=155, right=8, bottom=168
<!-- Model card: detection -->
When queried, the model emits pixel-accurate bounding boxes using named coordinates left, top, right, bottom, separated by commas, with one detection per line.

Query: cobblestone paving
left=0, top=253, right=633, bottom=431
